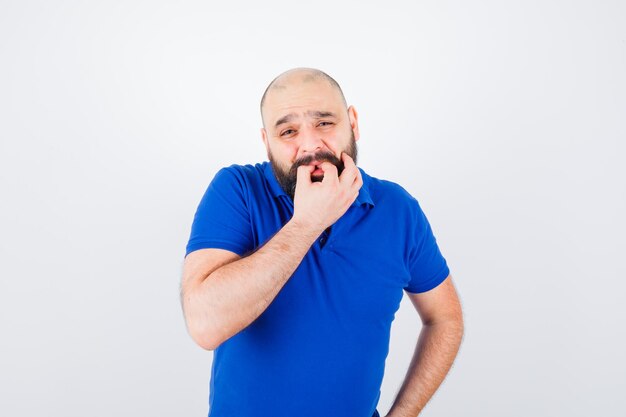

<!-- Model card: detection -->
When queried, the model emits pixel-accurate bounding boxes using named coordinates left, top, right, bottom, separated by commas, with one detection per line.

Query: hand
left=291, top=152, right=363, bottom=234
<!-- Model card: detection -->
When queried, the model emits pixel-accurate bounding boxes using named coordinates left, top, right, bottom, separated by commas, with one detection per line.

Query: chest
left=249, top=197, right=410, bottom=327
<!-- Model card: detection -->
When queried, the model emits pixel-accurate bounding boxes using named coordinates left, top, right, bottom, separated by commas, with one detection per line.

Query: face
left=268, top=130, right=358, bottom=200
left=261, top=76, right=360, bottom=200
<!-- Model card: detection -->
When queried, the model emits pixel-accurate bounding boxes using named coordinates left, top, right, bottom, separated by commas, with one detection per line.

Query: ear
left=260, top=127, right=270, bottom=158
left=347, top=105, right=360, bottom=142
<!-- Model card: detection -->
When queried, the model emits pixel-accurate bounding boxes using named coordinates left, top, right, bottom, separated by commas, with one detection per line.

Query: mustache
left=290, top=151, right=345, bottom=173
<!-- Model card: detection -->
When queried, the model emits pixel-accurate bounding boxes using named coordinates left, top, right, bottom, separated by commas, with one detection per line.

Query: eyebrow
left=274, top=111, right=338, bottom=129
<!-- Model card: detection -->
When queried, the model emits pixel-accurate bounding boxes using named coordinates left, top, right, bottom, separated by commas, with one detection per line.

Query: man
left=180, top=67, right=464, bottom=417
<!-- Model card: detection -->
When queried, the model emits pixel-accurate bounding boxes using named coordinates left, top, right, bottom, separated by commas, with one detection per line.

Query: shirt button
left=320, top=237, right=326, bottom=244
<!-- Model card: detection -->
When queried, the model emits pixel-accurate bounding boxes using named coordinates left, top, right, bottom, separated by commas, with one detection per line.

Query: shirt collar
left=263, top=161, right=374, bottom=208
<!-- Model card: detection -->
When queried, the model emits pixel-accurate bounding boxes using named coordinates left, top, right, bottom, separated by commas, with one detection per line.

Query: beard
left=268, top=131, right=358, bottom=201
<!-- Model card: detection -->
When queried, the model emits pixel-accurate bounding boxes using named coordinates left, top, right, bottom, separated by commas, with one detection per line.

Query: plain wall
left=1, top=1, right=624, bottom=416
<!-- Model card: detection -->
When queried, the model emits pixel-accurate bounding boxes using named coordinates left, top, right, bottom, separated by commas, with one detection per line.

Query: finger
left=353, top=163, right=363, bottom=187
left=339, top=152, right=358, bottom=187
left=346, top=155, right=362, bottom=191
left=297, top=164, right=314, bottom=186
left=319, top=161, right=338, bottom=183
left=342, top=151, right=354, bottom=165
left=350, top=171, right=363, bottom=197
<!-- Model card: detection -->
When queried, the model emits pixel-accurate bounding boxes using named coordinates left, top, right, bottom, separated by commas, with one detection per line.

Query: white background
left=1, top=1, right=624, bottom=416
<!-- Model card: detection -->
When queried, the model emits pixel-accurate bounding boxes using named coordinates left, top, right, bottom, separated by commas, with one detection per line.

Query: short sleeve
left=403, top=198, right=450, bottom=293
left=185, top=167, right=254, bottom=258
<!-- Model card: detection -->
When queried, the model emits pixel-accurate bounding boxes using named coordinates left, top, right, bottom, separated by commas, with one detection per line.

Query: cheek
left=273, top=143, right=299, bottom=166
left=323, top=139, right=340, bottom=156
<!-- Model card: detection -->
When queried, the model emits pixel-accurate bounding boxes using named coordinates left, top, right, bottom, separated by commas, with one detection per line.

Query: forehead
left=263, top=78, right=344, bottom=128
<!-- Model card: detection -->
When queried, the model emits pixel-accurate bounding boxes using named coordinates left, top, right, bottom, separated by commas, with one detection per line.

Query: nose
left=298, top=125, right=325, bottom=156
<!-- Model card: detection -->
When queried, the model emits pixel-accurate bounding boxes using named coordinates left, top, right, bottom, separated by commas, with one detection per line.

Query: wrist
left=288, top=216, right=324, bottom=238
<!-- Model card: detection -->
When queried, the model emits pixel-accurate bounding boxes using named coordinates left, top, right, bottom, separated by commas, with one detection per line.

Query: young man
left=181, top=67, right=463, bottom=417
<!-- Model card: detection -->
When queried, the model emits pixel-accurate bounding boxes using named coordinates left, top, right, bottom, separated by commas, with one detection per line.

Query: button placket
left=319, top=227, right=331, bottom=249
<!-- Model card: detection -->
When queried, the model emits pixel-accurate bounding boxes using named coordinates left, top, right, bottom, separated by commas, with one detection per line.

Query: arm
left=386, top=275, right=464, bottom=417
left=181, top=153, right=363, bottom=351
left=181, top=217, right=322, bottom=350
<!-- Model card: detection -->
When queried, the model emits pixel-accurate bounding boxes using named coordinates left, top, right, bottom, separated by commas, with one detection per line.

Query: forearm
left=185, top=218, right=321, bottom=349
left=387, top=320, right=464, bottom=417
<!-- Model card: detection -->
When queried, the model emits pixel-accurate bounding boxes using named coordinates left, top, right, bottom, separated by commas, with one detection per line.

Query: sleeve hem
left=403, top=265, right=450, bottom=294
left=185, top=241, right=249, bottom=258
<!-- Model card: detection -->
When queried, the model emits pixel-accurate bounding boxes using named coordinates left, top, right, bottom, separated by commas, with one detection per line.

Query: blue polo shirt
left=185, top=161, right=450, bottom=417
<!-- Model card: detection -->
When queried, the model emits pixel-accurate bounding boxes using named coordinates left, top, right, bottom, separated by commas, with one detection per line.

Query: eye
left=280, top=129, right=296, bottom=137
left=318, top=121, right=333, bottom=127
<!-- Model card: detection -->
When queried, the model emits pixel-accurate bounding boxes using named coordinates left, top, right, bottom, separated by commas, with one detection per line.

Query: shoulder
left=364, top=169, right=421, bottom=211
left=212, top=161, right=266, bottom=187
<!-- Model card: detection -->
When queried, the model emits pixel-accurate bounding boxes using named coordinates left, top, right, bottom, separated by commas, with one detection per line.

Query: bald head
left=260, top=67, right=347, bottom=128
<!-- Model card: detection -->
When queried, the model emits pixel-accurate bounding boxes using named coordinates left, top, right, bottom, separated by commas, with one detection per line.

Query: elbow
left=450, top=310, right=465, bottom=337
left=452, top=313, right=465, bottom=346
left=181, top=293, right=223, bottom=350
left=456, top=317, right=465, bottom=341
left=448, top=301, right=465, bottom=337
left=189, top=326, right=221, bottom=351
left=186, top=319, right=224, bottom=351
left=427, top=312, right=464, bottom=339
left=198, top=339, right=219, bottom=352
